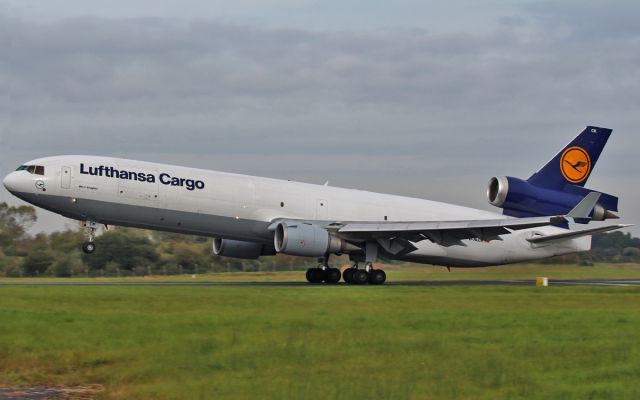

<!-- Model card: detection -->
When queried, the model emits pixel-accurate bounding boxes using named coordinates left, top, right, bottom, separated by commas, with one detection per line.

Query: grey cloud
left=524, top=1, right=640, bottom=40
left=2, top=13, right=638, bottom=156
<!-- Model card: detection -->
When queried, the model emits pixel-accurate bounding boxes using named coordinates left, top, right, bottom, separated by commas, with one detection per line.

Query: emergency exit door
left=61, top=166, right=71, bottom=189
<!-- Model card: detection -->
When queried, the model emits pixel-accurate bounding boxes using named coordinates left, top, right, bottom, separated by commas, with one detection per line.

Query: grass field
left=1, top=265, right=640, bottom=399
left=2, top=262, right=640, bottom=283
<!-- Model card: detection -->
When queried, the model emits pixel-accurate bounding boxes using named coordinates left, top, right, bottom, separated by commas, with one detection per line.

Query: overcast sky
left=1, top=0, right=638, bottom=235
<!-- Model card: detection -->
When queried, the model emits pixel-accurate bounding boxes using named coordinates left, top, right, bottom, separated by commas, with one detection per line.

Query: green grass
left=1, top=268, right=640, bottom=399
left=381, top=262, right=640, bottom=281
left=2, top=262, right=640, bottom=283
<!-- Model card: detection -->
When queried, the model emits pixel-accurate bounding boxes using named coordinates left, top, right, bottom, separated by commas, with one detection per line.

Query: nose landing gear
left=81, top=221, right=101, bottom=254
left=82, top=242, right=96, bottom=254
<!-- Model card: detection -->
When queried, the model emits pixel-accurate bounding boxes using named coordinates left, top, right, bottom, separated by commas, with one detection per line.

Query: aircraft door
left=61, top=166, right=71, bottom=189
left=316, top=199, right=329, bottom=220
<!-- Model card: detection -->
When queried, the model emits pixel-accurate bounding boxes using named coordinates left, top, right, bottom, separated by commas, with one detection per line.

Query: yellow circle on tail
left=560, top=146, right=591, bottom=183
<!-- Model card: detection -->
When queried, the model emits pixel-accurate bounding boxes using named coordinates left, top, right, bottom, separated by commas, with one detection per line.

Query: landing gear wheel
left=82, top=242, right=96, bottom=254
left=82, top=221, right=99, bottom=255
left=307, top=268, right=325, bottom=284
left=343, top=268, right=356, bottom=284
left=368, top=269, right=386, bottom=285
left=352, top=269, right=369, bottom=285
left=324, top=268, right=341, bottom=284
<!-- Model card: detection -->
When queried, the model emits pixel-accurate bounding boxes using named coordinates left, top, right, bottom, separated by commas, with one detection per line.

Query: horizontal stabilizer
left=567, top=192, right=600, bottom=223
left=526, top=224, right=632, bottom=244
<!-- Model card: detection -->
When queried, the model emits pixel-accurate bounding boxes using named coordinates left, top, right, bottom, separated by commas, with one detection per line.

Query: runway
left=1, top=279, right=640, bottom=287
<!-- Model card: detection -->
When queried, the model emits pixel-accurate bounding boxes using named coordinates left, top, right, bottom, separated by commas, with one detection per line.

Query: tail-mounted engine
left=487, top=176, right=618, bottom=220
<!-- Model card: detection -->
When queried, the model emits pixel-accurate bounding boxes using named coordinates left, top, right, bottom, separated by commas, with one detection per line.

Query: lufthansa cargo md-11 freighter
left=3, top=126, right=630, bottom=284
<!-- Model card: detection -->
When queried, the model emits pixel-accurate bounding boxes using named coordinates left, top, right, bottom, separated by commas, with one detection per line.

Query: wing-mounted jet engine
left=213, top=238, right=276, bottom=259
left=487, top=126, right=619, bottom=221
left=273, top=221, right=360, bottom=257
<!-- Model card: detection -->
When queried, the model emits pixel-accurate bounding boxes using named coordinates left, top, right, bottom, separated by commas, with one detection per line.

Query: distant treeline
left=0, top=202, right=638, bottom=277
left=543, top=230, right=640, bottom=265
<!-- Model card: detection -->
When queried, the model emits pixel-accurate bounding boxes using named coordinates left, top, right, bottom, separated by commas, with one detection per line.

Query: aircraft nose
left=3, top=172, right=21, bottom=193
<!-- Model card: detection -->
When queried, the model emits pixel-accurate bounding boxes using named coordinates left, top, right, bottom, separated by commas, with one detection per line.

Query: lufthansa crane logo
left=560, top=146, right=591, bottom=183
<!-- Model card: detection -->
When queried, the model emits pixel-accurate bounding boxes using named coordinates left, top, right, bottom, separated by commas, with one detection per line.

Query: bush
left=48, top=252, right=84, bottom=277
left=22, top=248, right=56, bottom=276
left=2, top=259, right=23, bottom=277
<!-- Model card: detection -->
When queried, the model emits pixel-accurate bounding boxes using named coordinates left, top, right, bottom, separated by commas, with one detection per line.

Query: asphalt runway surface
left=1, top=279, right=640, bottom=287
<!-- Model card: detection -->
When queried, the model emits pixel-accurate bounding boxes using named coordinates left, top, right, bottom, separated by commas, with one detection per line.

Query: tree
left=49, top=230, right=86, bottom=254
left=158, top=240, right=211, bottom=273
left=22, top=247, right=55, bottom=276
left=48, top=251, right=84, bottom=277
left=591, top=231, right=640, bottom=263
left=0, top=202, right=37, bottom=255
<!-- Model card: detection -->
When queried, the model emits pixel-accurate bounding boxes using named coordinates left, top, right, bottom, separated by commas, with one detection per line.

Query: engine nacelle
left=274, top=221, right=359, bottom=257
left=487, top=176, right=618, bottom=220
left=213, top=238, right=275, bottom=260
left=487, top=176, right=510, bottom=208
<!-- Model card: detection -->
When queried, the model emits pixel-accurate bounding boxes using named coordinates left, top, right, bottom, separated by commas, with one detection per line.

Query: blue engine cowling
left=487, top=176, right=618, bottom=220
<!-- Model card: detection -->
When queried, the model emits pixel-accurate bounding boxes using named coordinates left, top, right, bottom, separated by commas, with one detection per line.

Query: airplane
left=2, top=126, right=630, bottom=285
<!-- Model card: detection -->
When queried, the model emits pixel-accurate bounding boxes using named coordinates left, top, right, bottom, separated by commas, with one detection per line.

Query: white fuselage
left=2, top=155, right=590, bottom=267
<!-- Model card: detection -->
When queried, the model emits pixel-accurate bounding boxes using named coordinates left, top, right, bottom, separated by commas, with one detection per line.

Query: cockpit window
left=16, top=165, right=45, bottom=175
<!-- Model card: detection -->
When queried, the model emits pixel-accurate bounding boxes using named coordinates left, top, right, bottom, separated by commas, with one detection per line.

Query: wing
left=327, top=216, right=566, bottom=247
left=267, top=193, right=605, bottom=255
left=268, top=215, right=566, bottom=256
left=326, top=193, right=601, bottom=250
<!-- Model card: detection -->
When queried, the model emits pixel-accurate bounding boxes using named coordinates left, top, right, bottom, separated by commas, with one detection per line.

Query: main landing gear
left=305, top=242, right=387, bottom=285
left=305, top=266, right=341, bottom=284
left=341, top=241, right=386, bottom=285
left=306, top=257, right=386, bottom=285
left=306, top=255, right=341, bottom=284
left=342, top=263, right=386, bottom=285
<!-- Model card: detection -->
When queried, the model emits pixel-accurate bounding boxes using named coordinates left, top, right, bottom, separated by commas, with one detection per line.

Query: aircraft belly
left=12, top=192, right=273, bottom=243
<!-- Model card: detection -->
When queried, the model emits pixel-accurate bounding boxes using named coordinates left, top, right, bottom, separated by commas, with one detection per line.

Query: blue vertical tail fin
left=527, top=126, right=612, bottom=189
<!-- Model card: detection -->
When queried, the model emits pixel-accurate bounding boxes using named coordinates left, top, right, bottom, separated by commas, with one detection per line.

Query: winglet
left=567, top=192, right=601, bottom=224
